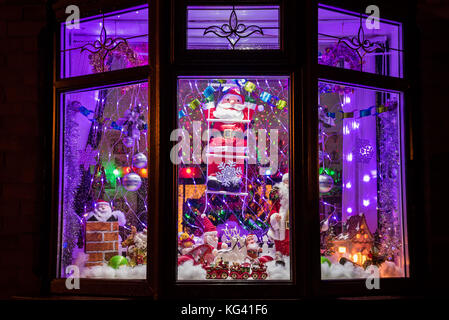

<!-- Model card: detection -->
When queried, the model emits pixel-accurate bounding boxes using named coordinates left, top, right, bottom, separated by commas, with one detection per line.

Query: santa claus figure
left=267, top=173, right=290, bottom=257
left=205, top=87, right=256, bottom=192
left=177, top=214, right=228, bottom=266
left=245, top=234, right=273, bottom=264
left=86, top=200, right=126, bottom=226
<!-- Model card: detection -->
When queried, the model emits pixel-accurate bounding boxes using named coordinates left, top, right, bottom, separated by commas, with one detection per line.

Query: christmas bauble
left=122, top=173, right=142, bottom=191
left=319, top=174, right=334, bottom=193
left=108, top=255, right=129, bottom=269
left=132, top=152, right=147, bottom=168
left=123, top=136, right=134, bottom=148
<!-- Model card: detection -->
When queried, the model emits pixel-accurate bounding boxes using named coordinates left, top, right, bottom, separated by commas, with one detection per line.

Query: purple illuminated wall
left=187, top=6, right=280, bottom=50
left=60, top=5, right=148, bottom=78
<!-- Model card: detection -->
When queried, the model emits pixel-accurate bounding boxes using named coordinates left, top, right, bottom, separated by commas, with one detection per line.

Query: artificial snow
left=177, top=260, right=207, bottom=280
left=80, top=263, right=146, bottom=279
left=265, top=256, right=290, bottom=280
left=321, top=260, right=403, bottom=279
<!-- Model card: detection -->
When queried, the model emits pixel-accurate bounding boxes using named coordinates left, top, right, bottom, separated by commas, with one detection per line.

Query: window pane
left=176, top=76, right=290, bottom=281
left=318, top=81, right=408, bottom=279
left=187, top=6, right=280, bottom=50
left=60, top=5, right=148, bottom=78
left=59, top=82, right=148, bottom=279
left=318, top=5, right=403, bottom=77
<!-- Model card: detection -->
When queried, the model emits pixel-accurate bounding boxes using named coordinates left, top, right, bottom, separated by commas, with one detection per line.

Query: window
left=317, top=4, right=409, bottom=282
left=175, top=76, right=291, bottom=281
left=54, top=4, right=151, bottom=289
left=186, top=6, right=280, bottom=50
left=60, top=5, right=148, bottom=78
left=318, top=4, right=403, bottom=77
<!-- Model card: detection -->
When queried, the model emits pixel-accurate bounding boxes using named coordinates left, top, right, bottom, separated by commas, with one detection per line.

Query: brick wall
left=0, top=0, right=48, bottom=299
left=85, top=221, right=119, bottom=267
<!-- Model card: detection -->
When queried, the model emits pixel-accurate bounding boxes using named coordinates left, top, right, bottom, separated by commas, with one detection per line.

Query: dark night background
left=0, top=0, right=448, bottom=300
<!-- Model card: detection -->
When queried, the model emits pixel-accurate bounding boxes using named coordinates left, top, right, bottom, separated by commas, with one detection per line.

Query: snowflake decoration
left=354, top=138, right=375, bottom=164
left=216, top=161, right=242, bottom=187
left=78, top=145, right=98, bottom=171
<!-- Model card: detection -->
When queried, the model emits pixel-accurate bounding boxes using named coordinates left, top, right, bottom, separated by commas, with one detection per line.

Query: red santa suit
left=267, top=174, right=290, bottom=256
left=205, top=87, right=256, bottom=192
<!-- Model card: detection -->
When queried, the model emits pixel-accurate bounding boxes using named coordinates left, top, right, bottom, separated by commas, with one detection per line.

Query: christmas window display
left=318, top=81, right=408, bottom=279
left=59, top=82, right=148, bottom=279
left=175, top=76, right=290, bottom=281
left=60, top=5, right=148, bottom=78
left=186, top=6, right=280, bottom=50
left=318, top=5, right=403, bottom=77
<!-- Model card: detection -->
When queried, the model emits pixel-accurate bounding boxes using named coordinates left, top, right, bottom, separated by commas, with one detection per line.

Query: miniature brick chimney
left=85, top=221, right=119, bottom=267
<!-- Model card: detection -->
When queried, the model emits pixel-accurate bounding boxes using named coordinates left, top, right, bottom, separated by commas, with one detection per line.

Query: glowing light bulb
left=363, top=199, right=370, bottom=207
left=113, top=169, right=119, bottom=176
left=346, top=153, right=353, bottom=162
left=347, top=207, right=353, bottom=214
left=346, top=182, right=352, bottom=189
left=363, top=174, right=370, bottom=182
left=345, top=96, right=351, bottom=104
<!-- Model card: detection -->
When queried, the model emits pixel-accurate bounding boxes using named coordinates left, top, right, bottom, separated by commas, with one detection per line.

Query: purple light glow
left=187, top=6, right=280, bottom=50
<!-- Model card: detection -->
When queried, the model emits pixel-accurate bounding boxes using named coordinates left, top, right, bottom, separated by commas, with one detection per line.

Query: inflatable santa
left=267, top=173, right=290, bottom=257
left=205, top=87, right=256, bottom=192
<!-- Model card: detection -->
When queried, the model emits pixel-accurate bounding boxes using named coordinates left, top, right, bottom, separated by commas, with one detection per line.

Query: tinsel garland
left=319, top=42, right=362, bottom=71
left=88, top=42, right=143, bottom=74
left=61, top=102, right=82, bottom=275
left=376, top=100, right=402, bottom=261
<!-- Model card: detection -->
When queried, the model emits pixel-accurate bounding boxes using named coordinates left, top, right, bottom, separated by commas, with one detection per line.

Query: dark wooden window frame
left=47, top=0, right=423, bottom=299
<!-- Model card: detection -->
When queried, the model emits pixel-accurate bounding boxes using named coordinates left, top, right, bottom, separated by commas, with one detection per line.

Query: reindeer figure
left=215, top=225, right=247, bottom=264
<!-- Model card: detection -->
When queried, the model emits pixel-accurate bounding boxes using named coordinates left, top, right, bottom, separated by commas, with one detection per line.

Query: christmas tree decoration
left=122, top=136, right=135, bottom=148
left=122, top=172, right=142, bottom=192
left=132, top=152, right=147, bottom=168
left=108, top=255, right=129, bottom=269
left=319, top=173, right=334, bottom=193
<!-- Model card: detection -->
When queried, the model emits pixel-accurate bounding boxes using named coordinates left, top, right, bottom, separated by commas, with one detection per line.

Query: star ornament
left=203, top=7, right=264, bottom=49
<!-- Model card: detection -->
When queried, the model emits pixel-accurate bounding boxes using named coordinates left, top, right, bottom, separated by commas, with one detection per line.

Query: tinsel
left=376, top=99, right=402, bottom=261
left=88, top=42, right=143, bottom=74
left=319, top=42, right=362, bottom=71
left=61, top=102, right=82, bottom=276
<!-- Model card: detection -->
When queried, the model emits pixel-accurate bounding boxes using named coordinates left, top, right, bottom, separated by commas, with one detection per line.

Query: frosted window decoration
left=318, top=5, right=403, bottom=77
left=187, top=6, right=280, bottom=50
left=176, top=77, right=291, bottom=281
left=60, top=82, right=149, bottom=279
left=60, top=5, right=148, bottom=78
left=318, top=81, right=408, bottom=280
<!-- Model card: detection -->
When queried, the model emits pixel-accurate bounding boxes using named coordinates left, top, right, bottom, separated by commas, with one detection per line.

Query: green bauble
left=321, top=256, right=331, bottom=267
left=108, top=255, right=129, bottom=269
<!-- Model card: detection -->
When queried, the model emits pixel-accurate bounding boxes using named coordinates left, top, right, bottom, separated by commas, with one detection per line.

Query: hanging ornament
left=203, top=86, right=215, bottom=98
left=276, top=99, right=287, bottom=110
left=257, top=104, right=264, bottom=112
left=189, top=99, right=201, bottom=110
left=319, top=173, right=334, bottom=193
left=132, top=152, right=147, bottom=168
left=243, top=81, right=256, bottom=93
left=122, top=172, right=142, bottom=192
left=259, top=91, right=272, bottom=103
left=123, top=136, right=135, bottom=148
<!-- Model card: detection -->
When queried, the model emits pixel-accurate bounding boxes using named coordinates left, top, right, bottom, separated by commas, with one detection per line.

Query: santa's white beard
left=204, top=233, right=218, bottom=248
left=94, top=207, right=112, bottom=221
left=213, top=103, right=245, bottom=120
left=246, top=242, right=259, bottom=251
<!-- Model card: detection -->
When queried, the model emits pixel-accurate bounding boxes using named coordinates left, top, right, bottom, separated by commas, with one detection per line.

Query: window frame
left=310, top=0, right=423, bottom=297
left=49, top=0, right=159, bottom=297
left=46, top=0, right=422, bottom=299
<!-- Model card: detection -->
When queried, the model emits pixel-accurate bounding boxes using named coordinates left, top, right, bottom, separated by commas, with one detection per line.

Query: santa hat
left=95, top=199, right=109, bottom=206
left=201, top=214, right=217, bottom=235
left=219, top=87, right=245, bottom=104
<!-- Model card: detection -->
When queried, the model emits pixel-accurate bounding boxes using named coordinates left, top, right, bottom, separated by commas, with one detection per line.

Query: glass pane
left=318, top=5, right=403, bottom=77
left=176, top=76, right=290, bottom=281
left=318, top=81, right=408, bottom=279
left=187, top=6, right=280, bottom=50
left=59, top=82, right=149, bottom=279
left=60, top=5, right=148, bottom=78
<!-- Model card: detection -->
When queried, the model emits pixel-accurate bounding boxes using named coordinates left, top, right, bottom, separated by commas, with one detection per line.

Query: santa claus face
left=96, top=202, right=111, bottom=215
left=204, top=232, right=218, bottom=248
left=213, top=94, right=245, bottom=120
left=246, top=235, right=259, bottom=251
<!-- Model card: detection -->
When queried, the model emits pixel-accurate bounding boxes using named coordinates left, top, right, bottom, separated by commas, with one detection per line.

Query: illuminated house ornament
left=203, top=6, right=264, bottom=49
left=80, top=14, right=129, bottom=73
